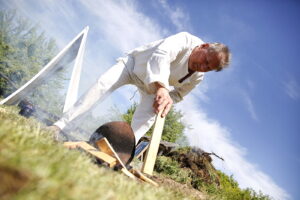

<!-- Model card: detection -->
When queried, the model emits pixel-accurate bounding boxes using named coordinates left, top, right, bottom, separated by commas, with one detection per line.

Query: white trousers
left=54, top=56, right=156, bottom=142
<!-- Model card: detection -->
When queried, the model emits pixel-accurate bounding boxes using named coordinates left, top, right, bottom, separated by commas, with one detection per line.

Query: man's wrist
left=154, top=82, right=167, bottom=90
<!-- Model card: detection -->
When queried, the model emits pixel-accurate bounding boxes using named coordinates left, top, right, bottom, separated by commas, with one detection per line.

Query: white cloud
left=242, top=91, right=259, bottom=121
left=176, top=92, right=290, bottom=200
left=80, top=0, right=163, bottom=53
left=191, top=79, right=210, bottom=103
left=283, top=77, right=300, bottom=100
left=157, top=0, right=191, bottom=31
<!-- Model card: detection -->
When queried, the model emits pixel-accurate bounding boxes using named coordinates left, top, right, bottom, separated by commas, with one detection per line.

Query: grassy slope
left=0, top=106, right=199, bottom=200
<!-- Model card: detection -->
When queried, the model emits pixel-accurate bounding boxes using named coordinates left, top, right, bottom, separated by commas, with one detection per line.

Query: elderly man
left=51, top=32, right=231, bottom=142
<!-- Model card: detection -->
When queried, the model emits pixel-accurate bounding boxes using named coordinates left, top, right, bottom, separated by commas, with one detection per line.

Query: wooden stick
left=64, top=141, right=117, bottom=167
left=64, top=140, right=159, bottom=185
left=142, top=110, right=165, bottom=175
left=96, top=138, right=136, bottom=179
left=130, top=169, right=159, bottom=186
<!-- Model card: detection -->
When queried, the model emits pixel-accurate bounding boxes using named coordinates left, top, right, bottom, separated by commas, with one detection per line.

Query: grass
left=0, top=105, right=198, bottom=200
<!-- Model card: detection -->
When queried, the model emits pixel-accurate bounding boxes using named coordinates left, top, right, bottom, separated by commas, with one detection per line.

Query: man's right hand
left=153, top=82, right=173, bottom=117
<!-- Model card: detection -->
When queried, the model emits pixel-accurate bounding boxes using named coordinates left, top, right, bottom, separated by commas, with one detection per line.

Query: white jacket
left=128, top=32, right=204, bottom=103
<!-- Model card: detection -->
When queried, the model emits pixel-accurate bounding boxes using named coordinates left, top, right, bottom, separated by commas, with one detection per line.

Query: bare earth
left=152, top=175, right=208, bottom=200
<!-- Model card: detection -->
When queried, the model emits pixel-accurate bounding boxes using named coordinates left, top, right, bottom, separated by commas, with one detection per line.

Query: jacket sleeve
left=169, top=73, right=204, bottom=103
left=144, top=32, right=192, bottom=92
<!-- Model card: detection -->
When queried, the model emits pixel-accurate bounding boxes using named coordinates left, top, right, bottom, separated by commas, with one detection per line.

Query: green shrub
left=122, top=104, right=187, bottom=143
left=155, top=156, right=193, bottom=184
left=211, top=171, right=271, bottom=200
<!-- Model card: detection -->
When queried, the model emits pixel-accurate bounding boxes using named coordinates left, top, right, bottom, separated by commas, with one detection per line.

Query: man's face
left=188, top=44, right=221, bottom=72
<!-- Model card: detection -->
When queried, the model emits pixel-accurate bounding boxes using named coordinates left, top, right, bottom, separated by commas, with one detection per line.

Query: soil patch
left=0, top=164, right=31, bottom=199
left=153, top=175, right=208, bottom=200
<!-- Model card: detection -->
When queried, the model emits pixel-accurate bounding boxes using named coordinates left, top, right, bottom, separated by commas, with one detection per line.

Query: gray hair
left=207, top=43, right=231, bottom=72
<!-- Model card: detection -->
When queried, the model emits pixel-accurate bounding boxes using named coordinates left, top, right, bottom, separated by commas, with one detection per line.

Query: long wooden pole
left=142, top=110, right=165, bottom=175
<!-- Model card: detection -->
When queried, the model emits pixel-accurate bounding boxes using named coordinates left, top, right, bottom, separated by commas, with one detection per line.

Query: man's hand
left=153, top=82, right=173, bottom=117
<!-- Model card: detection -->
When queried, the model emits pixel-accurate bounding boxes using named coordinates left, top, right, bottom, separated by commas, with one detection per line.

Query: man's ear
left=200, top=43, right=209, bottom=48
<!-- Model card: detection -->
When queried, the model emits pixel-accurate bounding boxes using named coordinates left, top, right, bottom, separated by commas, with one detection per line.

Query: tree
left=0, top=10, right=66, bottom=116
left=122, top=103, right=188, bottom=144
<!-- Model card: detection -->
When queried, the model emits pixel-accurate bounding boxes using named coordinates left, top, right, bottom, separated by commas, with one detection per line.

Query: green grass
left=0, top=106, right=197, bottom=200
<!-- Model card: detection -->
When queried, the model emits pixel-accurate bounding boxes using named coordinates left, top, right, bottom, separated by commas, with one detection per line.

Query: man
left=50, top=32, right=231, bottom=142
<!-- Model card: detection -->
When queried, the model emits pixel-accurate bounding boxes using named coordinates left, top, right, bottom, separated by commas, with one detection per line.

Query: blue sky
left=1, top=0, right=299, bottom=199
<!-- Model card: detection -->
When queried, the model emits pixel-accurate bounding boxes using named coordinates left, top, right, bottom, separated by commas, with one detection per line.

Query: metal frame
left=0, top=26, right=89, bottom=113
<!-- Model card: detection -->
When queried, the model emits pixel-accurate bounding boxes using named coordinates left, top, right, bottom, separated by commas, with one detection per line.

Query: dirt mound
left=152, top=175, right=208, bottom=200
left=166, top=147, right=221, bottom=186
